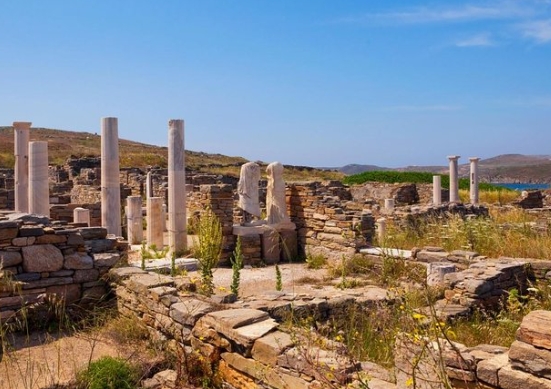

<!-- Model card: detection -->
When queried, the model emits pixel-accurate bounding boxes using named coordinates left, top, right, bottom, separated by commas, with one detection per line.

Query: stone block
left=85, top=238, right=115, bottom=253
left=509, top=339, right=551, bottom=379
left=22, top=277, right=73, bottom=290
left=93, top=253, right=120, bottom=267
left=67, top=233, right=85, bottom=246
left=498, top=364, right=551, bottom=389
left=476, top=353, right=509, bottom=387
left=18, top=226, right=44, bottom=237
left=78, top=227, right=107, bottom=240
left=170, top=299, right=216, bottom=327
left=252, top=330, right=294, bottom=366
left=124, top=273, right=174, bottom=294
left=73, top=269, right=99, bottom=283
left=64, top=253, right=94, bottom=269
left=0, top=251, right=22, bottom=268
left=35, top=234, right=67, bottom=244
left=22, top=244, right=64, bottom=273
left=261, top=229, right=280, bottom=264
left=46, top=284, right=82, bottom=304
left=516, top=310, right=551, bottom=350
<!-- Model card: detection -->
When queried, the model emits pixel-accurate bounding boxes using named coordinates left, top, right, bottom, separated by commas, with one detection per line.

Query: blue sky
left=1, top=1, right=550, bottom=167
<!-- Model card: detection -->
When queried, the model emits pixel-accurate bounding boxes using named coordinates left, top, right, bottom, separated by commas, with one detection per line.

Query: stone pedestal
left=147, top=197, right=164, bottom=249
left=28, top=141, right=49, bottom=216
left=448, top=156, right=460, bottom=203
left=280, top=229, right=298, bottom=261
left=261, top=228, right=280, bottom=264
left=384, top=198, right=395, bottom=211
left=427, top=262, right=456, bottom=287
left=469, top=157, right=480, bottom=205
left=14, top=121, right=31, bottom=213
left=73, top=207, right=90, bottom=226
left=101, top=117, right=121, bottom=236
left=168, top=119, right=186, bottom=254
left=126, top=196, right=143, bottom=244
left=433, top=175, right=442, bottom=206
left=376, top=218, right=386, bottom=242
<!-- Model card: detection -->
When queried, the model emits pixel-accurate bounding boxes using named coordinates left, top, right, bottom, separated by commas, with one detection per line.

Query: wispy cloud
left=383, top=105, right=462, bottom=112
left=455, top=33, right=496, bottom=46
left=518, top=19, right=551, bottom=43
left=337, top=2, right=533, bottom=25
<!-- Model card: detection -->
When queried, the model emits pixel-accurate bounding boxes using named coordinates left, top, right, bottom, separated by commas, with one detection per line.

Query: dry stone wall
left=0, top=220, right=127, bottom=324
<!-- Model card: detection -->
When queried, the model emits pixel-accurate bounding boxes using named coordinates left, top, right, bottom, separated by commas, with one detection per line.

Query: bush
left=77, top=356, right=139, bottom=389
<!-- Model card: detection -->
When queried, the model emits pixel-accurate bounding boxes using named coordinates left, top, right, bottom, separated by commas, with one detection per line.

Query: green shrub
left=305, top=252, right=327, bottom=269
left=77, top=356, right=139, bottom=389
left=194, top=208, right=223, bottom=296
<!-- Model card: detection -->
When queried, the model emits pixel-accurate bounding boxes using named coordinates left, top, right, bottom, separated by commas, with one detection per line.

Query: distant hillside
left=0, top=126, right=344, bottom=181
left=338, top=164, right=389, bottom=175
left=339, top=154, right=551, bottom=184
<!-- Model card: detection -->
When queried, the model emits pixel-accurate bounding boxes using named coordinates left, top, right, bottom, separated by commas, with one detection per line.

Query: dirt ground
left=0, top=259, right=331, bottom=389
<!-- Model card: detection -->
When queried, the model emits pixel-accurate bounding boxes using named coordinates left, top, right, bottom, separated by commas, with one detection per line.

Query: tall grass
left=382, top=208, right=551, bottom=258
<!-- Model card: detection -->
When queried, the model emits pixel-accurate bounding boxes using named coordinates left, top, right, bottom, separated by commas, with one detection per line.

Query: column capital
left=13, top=122, right=32, bottom=130
left=447, top=155, right=461, bottom=161
left=469, top=157, right=481, bottom=162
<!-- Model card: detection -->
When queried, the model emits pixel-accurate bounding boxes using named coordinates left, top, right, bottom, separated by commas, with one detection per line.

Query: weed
left=230, top=236, right=243, bottom=296
left=76, top=356, right=139, bottom=389
left=193, top=208, right=223, bottom=296
left=275, top=265, right=282, bottom=291
left=305, top=251, right=327, bottom=269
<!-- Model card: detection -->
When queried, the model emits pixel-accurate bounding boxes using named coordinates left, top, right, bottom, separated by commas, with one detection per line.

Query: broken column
left=167, top=119, right=187, bottom=254
left=74, top=207, right=91, bottom=226
left=448, top=155, right=460, bottom=203
left=147, top=197, right=164, bottom=249
left=433, top=175, right=442, bottom=206
left=376, top=218, right=386, bottom=243
left=469, top=157, right=480, bottom=205
left=101, top=117, right=122, bottom=236
left=28, top=141, right=49, bottom=216
left=126, top=195, right=143, bottom=245
left=13, top=121, right=31, bottom=213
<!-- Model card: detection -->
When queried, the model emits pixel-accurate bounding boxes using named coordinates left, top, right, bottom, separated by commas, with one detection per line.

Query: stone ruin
left=3, top=120, right=551, bottom=388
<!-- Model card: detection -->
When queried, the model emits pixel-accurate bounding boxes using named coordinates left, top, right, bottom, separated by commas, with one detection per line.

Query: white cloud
left=383, top=105, right=462, bottom=112
left=519, top=19, right=551, bottom=43
left=455, top=33, right=496, bottom=46
left=337, top=2, right=533, bottom=25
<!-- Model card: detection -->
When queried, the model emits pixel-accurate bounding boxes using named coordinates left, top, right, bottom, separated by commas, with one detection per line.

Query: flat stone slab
left=108, top=267, right=147, bottom=282
left=170, top=299, right=217, bottom=326
left=130, top=257, right=199, bottom=273
left=360, top=247, right=412, bottom=259
left=516, top=310, right=551, bottom=350
left=123, top=272, right=174, bottom=294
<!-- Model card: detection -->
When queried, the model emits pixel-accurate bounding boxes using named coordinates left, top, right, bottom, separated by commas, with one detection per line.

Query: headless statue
left=266, top=161, right=290, bottom=225
left=237, top=162, right=261, bottom=224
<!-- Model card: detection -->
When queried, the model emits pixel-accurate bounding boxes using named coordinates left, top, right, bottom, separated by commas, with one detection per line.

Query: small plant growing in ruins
left=194, top=207, right=222, bottom=296
left=305, top=251, right=327, bottom=269
left=230, top=236, right=243, bottom=296
left=275, top=264, right=283, bottom=291
left=76, top=356, right=139, bottom=389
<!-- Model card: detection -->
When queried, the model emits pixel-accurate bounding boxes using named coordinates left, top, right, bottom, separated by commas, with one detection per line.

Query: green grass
left=76, top=356, right=139, bottom=389
left=342, top=170, right=510, bottom=192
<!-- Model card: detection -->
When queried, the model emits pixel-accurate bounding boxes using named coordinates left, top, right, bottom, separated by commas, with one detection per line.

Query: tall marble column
left=13, top=121, right=31, bottom=213
left=28, top=141, right=49, bottom=216
left=432, top=175, right=442, bottom=206
left=168, top=119, right=186, bottom=254
left=126, top=195, right=143, bottom=244
left=469, top=157, right=480, bottom=205
left=147, top=197, right=164, bottom=249
left=101, top=117, right=121, bottom=236
left=448, top=156, right=460, bottom=203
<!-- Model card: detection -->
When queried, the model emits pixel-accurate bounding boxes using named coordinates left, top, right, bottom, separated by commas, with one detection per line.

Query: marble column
left=28, top=141, right=49, bottom=216
left=469, top=157, right=480, bottom=205
left=147, top=197, right=164, bottom=249
left=101, top=117, right=121, bottom=236
left=73, top=207, right=90, bottom=226
left=13, top=121, right=31, bottom=213
left=167, top=119, right=186, bottom=254
left=448, top=155, right=460, bottom=203
left=126, top=196, right=143, bottom=244
left=433, top=175, right=442, bottom=206
left=376, top=218, right=386, bottom=243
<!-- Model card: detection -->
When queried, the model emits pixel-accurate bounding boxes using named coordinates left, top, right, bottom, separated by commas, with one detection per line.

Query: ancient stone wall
left=287, top=181, right=374, bottom=261
left=0, top=221, right=127, bottom=324
left=49, top=203, right=102, bottom=227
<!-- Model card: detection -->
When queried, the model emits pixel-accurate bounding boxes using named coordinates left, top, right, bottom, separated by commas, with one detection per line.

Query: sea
left=492, top=183, right=551, bottom=191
